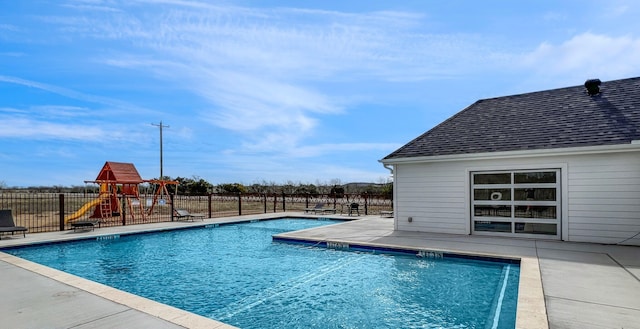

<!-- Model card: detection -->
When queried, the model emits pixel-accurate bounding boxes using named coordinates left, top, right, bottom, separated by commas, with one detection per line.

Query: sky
left=1, top=0, right=640, bottom=187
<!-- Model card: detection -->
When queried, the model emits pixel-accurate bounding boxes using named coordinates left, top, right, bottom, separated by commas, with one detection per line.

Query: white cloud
left=0, top=117, right=104, bottom=140
left=0, top=75, right=156, bottom=117
left=292, top=142, right=401, bottom=158
left=521, top=33, right=640, bottom=81
left=542, top=11, right=567, bottom=21
left=31, top=105, right=92, bottom=118
left=605, top=5, right=629, bottom=17
left=0, top=24, right=19, bottom=31
left=53, top=3, right=505, bottom=143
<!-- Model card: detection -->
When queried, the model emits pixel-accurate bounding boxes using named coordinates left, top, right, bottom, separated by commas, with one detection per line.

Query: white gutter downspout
left=380, top=161, right=397, bottom=229
left=383, top=163, right=393, bottom=176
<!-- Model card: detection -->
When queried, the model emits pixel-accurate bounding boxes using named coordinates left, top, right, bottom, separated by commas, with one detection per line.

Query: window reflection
left=514, top=188, right=556, bottom=201
left=473, top=173, right=511, bottom=184
left=515, top=206, right=556, bottom=219
left=474, top=205, right=511, bottom=217
left=474, top=189, right=511, bottom=201
left=514, top=172, right=556, bottom=184
left=515, top=223, right=557, bottom=235
left=475, top=221, right=511, bottom=233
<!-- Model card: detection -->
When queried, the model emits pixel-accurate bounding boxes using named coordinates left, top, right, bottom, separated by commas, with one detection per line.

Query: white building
left=381, top=78, right=640, bottom=245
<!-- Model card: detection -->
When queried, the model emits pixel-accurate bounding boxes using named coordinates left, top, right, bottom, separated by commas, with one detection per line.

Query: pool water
left=4, top=219, right=519, bottom=328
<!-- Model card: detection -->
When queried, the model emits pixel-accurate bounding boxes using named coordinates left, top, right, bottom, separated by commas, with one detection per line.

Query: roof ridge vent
left=584, top=79, right=601, bottom=96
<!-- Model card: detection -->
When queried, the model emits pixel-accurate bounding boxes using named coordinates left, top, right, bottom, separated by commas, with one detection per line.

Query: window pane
left=474, top=205, right=511, bottom=217
left=515, top=206, right=557, bottom=219
left=474, top=189, right=511, bottom=201
left=474, top=173, right=511, bottom=184
left=514, top=171, right=556, bottom=184
left=475, top=221, right=512, bottom=233
left=514, top=188, right=556, bottom=201
left=515, top=223, right=557, bottom=235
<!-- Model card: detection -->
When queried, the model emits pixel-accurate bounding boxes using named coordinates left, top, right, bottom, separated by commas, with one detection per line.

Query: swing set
left=64, top=161, right=178, bottom=223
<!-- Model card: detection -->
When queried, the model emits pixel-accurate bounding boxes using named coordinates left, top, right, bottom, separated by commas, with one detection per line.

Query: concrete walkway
left=1, top=214, right=638, bottom=329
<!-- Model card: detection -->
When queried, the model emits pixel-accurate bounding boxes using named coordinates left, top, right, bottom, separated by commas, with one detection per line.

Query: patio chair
left=174, top=209, right=205, bottom=221
left=347, top=203, right=360, bottom=216
left=0, top=209, right=28, bottom=240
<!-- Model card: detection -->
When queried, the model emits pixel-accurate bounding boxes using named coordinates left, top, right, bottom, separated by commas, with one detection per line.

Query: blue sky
left=1, top=0, right=639, bottom=187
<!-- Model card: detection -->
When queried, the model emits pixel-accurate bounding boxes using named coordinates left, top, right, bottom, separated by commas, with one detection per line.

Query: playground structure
left=64, top=161, right=178, bottom=224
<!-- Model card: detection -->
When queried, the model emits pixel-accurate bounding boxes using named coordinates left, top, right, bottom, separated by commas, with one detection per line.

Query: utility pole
left=151, top=121, right=170, bottom=179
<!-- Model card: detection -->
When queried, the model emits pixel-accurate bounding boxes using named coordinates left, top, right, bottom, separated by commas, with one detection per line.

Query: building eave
left=379, top=142, right=640, bottom=165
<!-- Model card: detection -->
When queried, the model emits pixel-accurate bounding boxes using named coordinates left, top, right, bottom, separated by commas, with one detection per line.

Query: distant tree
left=163, top=176, right=214, bottom=195
left=69, top=185, right=90, bottom=193
left=280, top=181, right=296, bottom=194
left=294, top=183, right=318, bottom=196
left=246, top=183, right=264, bottom=194
left=218, top=183, right=247, bottom=194
left=189, top=178, right=214, bottom=195
left=329, top=185, right=344, bottom=198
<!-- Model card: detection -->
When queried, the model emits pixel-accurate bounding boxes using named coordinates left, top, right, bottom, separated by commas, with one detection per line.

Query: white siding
left=395, top=162, right=468, bottom=234
left=566, top=152, right=640, bottom=245
left=393, top=149, right=640, bottom=245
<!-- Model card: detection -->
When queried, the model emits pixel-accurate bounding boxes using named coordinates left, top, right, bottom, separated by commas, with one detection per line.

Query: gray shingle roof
left=384, top=77, right=640, bottom=160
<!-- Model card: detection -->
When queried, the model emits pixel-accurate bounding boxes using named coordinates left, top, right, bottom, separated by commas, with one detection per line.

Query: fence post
left=263, top=193, right=267, bottom=213
left=238, top=193, right=242, bottom=216
left=273, top=193, right=277, bottom=213
left=305, top=194, right=309, bottom=209
left=208, top=194, right=212, bottom=218
left=121, top=195, right=126, bottom=226
left=170, top=193, right=175, bottom=221
left=282, top=192, right=286, bottom=212
left=364, top=193, right=368, bottom=215
left=59, top=193, right=65, bottom=231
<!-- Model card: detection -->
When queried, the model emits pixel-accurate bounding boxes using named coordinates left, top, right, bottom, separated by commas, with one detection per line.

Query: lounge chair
left=70, top=220, right=101, bottom=232
left=305, top=203, right=324, bottom=213
left=174, top=209, right=205, bottom=221
left=380, top=210, right=394, bottom=218
left=304, top=203, right=336, bottom=214
left=0, top=209, right=27, bottom=240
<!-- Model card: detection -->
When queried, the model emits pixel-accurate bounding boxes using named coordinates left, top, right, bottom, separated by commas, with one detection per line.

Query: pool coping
left=0, top=213, right=545, bottom=328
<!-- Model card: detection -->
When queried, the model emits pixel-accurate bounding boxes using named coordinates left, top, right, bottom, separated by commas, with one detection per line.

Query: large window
left=471, top=170, right=560, bottom=238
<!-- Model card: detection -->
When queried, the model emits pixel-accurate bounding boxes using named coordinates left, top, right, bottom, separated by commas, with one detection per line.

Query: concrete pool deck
left=1, top=213, right=638, bottom=329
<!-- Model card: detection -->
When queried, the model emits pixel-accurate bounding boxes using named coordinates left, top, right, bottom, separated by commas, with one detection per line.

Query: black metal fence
left=0, top=192, right=392, bottom=234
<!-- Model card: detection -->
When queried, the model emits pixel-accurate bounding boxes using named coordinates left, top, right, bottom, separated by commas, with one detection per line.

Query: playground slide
left=64, top=194, right=109, bottom=223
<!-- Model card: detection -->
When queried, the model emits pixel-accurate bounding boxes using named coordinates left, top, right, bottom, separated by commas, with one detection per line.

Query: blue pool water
left=3, top=219, right=519, bottom=328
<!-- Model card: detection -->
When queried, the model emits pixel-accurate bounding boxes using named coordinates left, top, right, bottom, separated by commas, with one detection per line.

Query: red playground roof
left=94, top=161, right=144, bottom=184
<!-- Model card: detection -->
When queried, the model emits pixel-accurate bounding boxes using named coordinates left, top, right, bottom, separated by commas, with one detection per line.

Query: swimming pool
left=3, top=218, right=519, bottom=328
